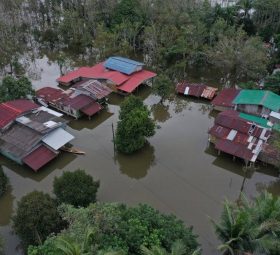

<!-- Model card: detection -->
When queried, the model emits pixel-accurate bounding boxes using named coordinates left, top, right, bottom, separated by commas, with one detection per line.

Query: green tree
left=115, top=96, right=155, bottom=154
left=53, top=169, right=100, bottom=207
left=12, top=191, right=64, bottom=249
left=141, top=240, right=201, bottom=255
left=264, top=72, right=280, bottom=94
left=31, top=203, right=200, bottom=255
left=237, top=81, right=258, bottom=90
left=0, top=76, right=34, bottom=103
left=212, top=192, right=280, bottom=255
left=0, top=168, right=8, bottom=198
left=152, top=75, right=173, bottom=103
left=207, top=29, right=268, bottom=82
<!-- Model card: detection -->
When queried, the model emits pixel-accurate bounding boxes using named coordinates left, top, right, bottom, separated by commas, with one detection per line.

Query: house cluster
left=0, top=99, right=74, bottom=171
left=209, top=89, right=280, bottom=167
left=0, top=56, right=157, bottom=171
left=36, top=56, right=157, bottom=119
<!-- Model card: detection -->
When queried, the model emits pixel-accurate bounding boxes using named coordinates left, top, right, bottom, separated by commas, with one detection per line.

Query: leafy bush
left=116, top=96, right=155, bottom=154
left=12, top=191, right=65, bottom=249
left=0, top=168, right=8, bottom=197
left=53, top=169, right=100, bottom=207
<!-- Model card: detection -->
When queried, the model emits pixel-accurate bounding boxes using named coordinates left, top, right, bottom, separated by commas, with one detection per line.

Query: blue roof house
left=104, top=57, right=144, bottom=75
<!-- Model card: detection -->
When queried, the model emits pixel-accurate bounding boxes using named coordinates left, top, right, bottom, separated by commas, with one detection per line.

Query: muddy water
left=0, top=56, right=280, bottom=255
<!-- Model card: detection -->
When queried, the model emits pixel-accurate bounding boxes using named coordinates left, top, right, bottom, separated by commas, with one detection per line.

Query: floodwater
left=0, top=56, right=279, bottom=255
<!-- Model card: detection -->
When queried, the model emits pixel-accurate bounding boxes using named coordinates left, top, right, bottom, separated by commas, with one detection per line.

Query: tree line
left=1, top=0, right=280, bottom=84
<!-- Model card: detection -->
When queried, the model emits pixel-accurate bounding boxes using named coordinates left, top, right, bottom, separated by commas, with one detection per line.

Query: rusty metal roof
left=211, top=88, right=240, bottom=107
left=23, top=145, right=58, bottom=171
left=0, top=99, right=39, bottom=129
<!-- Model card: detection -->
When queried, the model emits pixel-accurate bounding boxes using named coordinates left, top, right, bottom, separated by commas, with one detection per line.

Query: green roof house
left=233, top=90, right=280, bottom=121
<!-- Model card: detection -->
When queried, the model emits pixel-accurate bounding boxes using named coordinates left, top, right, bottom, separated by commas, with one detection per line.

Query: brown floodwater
left=0, top=56, right=279, bottom=255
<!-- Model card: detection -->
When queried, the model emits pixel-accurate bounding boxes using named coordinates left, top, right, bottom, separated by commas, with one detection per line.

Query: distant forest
left=0, top=0, right=280, bottom=82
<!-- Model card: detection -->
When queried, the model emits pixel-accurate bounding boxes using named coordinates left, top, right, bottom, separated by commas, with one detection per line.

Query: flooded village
left=1, top=0, right=280, bottom=255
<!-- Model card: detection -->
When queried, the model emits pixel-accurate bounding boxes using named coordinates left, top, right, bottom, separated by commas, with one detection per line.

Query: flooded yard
left=0, top=56, right=279, bottom=254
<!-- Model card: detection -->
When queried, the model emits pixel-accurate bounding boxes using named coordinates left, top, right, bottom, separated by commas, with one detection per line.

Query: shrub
left=12, top=191, right=64, bottom=249
left=53, top=169, right=100, bottom=207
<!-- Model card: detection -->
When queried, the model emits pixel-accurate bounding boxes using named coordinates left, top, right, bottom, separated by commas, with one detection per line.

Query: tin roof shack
left=208, top=110, right=271, bottom=164
left=36, top=86, right=104, bottom=119
left=211, top=88, right=240, bottom=112
left=0, top=102, right=74, bottom=171
left=176, top=81, right=218, bottom=100
left=57, top=57, right=157, bottom=94
left=233, top=90, right=280, bottom=119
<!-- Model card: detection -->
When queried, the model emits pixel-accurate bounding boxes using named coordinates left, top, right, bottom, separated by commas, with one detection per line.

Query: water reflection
left=151, top=103, right=171, bottom=123
left=116, top=143, right=155, bottom=179
left=256, top=179, right=280, bottom=196
left=0, top=185, right=14, bottom=226
left=1, top=152, right=77, bottom=182
left=68, top=111, right=114, bottom=131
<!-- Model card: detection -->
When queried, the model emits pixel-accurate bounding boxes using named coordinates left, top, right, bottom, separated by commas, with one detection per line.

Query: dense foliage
left=12, top=191, right=65, bottom=249
left=152, top=75, right=173, bottom=103
left=0, top=168, right=8, bottom=197
left=53, top=169, right=100, bottom=207
left=212, top=192, right=280, bottom=254
left=116, top=96, right=155, bottom=154
left=28, top=203, right=200, bottom=255
left=0, top=76, right=34, bottom=102
left=1, top=0, right=280, bottom=84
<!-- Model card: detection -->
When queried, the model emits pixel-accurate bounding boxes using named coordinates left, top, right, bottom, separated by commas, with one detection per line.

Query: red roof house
left=211, top=88, right=240, bottom=111
left=57, top=59, right=157, bottom=94
left=0, top=99, right=39, bottom=130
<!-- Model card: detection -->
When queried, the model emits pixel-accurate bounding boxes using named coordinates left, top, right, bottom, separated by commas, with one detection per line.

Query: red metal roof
left=80, top=102, right=102, bottom=116
left=0, top=100, right=39, bottom=129
left=215, top=110, right=266, bottom=138
left=66, top=94, right=95, bottom=110
left=215, top=139, right=254, bottom=161
left=211, top=88, right=240, bottom=108
left=74, top=79, right=112, bottom=99
left=57, top=62, right=157, bottom=92
left=23, top=145, right=58, bottom=171
left=176, top=81, right=217, bottom=99
left=117, top=70, right=156, bottom=93
left=208, top=125, right=231, bottom=139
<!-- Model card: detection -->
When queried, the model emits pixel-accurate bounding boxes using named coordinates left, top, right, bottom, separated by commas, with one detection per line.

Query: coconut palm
left=212, top=192, right=280, bottom=255
left=141, top=240, right=201, bottom=255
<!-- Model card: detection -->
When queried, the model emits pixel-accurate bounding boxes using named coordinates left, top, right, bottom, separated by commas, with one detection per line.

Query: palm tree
left=211, top=192, right=280, bottom=255
left=141, top=240, right=201, bottom=255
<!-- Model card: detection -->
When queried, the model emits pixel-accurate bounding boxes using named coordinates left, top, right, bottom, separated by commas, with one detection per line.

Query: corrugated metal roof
left=215, top=139, right=255, bottom=161
left=74, top=79, right=112, bottom=99
left=80, top=102, right=102, bottom=116
left=57, top=62, right=156, bottom=92
left=0, top=124, right=42, bottom=159
left=239, top=112, right=271, bottom=128
left=23, top=145, right=58, bottom=171
left=104, top=57, right=143, bottom=75
left=211, top=88, right=240, bottom=108
left=233, top=90, right=280, bottom=112
left=0, top=99, right=39, bottom=129
left=42, top=127, right=74, bottom=150
left=66, top=94, right=94, bottom=110
left=117, top=70, right=156, bottom=93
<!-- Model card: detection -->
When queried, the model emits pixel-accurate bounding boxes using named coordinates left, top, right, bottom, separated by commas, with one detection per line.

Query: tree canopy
left=53, top=169, right=100, bottom=207
left=12, top=191, right=65, bottom=249
left=0, top=76, right=34, bottom=103
left=212, top=192, right=280, bottom=254
left=28, top=203, right=200, bottom=255
left=152, top=74, right=173, bottom=103
left=115, top=96, right=155, bottom=154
